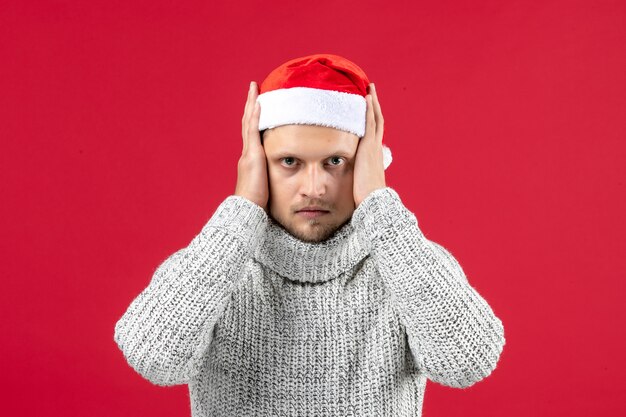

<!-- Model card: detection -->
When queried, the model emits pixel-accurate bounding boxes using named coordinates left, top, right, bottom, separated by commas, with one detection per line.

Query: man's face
left=262, top=124, right=359, bottom=243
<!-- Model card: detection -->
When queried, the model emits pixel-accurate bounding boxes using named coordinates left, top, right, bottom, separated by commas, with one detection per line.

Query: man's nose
left=301, top=165, right=327, bottom=197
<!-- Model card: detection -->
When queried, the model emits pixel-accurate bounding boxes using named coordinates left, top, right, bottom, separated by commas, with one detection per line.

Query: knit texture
left=114, top=187, right=505, bottom=416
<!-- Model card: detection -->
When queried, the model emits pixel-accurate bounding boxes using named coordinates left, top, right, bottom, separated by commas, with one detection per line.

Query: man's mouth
left=297, top=210, right=329, bottom=218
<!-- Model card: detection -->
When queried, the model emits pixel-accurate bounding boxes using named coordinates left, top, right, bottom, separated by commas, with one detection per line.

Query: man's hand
left=353, top=83, right=387, bottom=208
left=235, top=81, right=269, bottom=212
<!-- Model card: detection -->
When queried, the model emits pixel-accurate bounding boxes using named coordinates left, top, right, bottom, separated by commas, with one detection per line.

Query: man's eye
left=280, top=157, right=344, bottom=167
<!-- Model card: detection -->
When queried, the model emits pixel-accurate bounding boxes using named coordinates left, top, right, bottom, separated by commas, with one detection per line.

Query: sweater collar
left=253, top=216, right=370, bottom=283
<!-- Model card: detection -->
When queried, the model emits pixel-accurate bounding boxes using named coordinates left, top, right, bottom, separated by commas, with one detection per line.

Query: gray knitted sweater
left=114, top=187, right=505, bottom=416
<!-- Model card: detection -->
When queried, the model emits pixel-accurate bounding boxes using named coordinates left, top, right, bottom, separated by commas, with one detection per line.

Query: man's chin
left=270, top=213, right=341, bottom=243
left=291, top=222, right=338, bottom=243
left=276, top=219, right=328, bottom=243
left=291, top=231, right=327, bottom=244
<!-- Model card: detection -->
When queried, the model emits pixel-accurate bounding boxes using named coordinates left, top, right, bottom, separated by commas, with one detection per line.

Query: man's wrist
left=350, top=187, right=415, bottom=244
left=206, top=195, right=269, bottom=253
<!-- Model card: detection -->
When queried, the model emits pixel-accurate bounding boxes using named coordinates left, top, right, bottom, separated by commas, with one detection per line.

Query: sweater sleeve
left=113, top=195, right=269, bottom=386
left=350, top=187, right=505, bottom=388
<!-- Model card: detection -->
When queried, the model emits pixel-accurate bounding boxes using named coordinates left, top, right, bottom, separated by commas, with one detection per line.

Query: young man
left=114, top=53, right=506, bottom=416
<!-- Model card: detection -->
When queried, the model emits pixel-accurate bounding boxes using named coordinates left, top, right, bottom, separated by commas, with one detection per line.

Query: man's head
left=254, top=53, right=392, bottom=243
left=262, top=124, right=359, bottom=243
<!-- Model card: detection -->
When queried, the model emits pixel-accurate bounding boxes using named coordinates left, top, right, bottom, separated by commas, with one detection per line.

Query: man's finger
left=247, top=102, right=261, bottom=146
left=242, top=83, right=254, bottom=143
left=371, top=84, right=384, bottom=122
left=243, top=82, right=258, bottom=151
left=243, top=83, right=253, bottom=122
left=243, top=82, right=256, bottom=124
left=364, top=94, right=376, bottom=142
left=370, top=84, right=384, bottom=143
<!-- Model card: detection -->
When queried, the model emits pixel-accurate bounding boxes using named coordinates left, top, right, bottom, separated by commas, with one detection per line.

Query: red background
left=1, top=0, right=624, bottom=416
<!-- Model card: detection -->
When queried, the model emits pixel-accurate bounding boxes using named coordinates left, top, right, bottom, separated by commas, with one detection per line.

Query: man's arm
left=113, top=195, right=268, bottom=386
left=351, top=187, right=505, bottom=388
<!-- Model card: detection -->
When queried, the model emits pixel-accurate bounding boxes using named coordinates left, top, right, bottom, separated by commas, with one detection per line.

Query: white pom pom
left=382, top=145, right=393, bottom=170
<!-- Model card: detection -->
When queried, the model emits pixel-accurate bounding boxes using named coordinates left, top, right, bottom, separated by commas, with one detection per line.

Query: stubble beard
left=270, top=208, right=344, bottom=243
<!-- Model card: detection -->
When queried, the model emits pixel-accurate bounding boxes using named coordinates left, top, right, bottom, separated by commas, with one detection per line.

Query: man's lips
left=297, top=209, right=329, bottom=218
left=297, top=205, right=329, bottom=212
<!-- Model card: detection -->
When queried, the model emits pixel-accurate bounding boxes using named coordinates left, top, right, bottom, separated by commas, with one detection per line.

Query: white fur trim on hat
left=382, top=145, right=392, bottom=170
left=257, top=86, right=366, bottom=137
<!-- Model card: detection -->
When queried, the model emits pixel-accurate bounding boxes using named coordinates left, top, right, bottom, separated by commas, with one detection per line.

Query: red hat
left=256, top=53, right=392, bottom=170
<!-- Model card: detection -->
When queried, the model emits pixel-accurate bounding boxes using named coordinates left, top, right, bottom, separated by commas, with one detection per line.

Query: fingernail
left=371, top=83, right=376, bottom=91
left=250, top=81, right=255, bottom=90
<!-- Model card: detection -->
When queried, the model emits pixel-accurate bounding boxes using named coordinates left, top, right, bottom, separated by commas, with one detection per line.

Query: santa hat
left=256, top=53, right=393, bottom=170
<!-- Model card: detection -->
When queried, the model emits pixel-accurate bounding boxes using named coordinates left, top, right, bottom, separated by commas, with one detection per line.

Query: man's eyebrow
left=273, top=150, right=353, bottom=158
